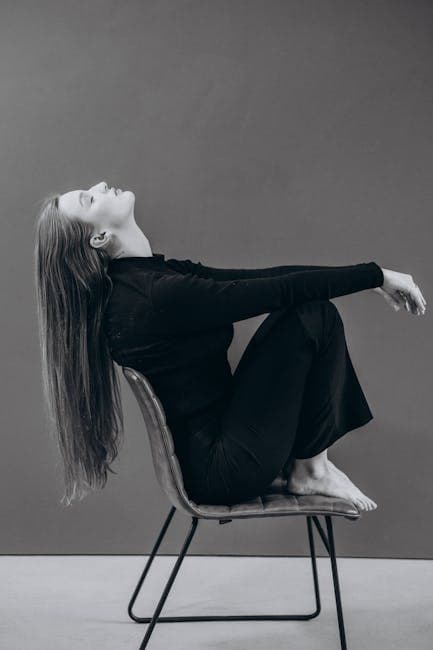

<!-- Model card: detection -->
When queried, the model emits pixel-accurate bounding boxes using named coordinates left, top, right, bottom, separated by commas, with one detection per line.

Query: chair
left=122, top=366, right=362, bottom=650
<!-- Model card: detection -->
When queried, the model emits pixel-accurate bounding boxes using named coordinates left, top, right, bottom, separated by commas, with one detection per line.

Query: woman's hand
left=372, top=268, right=427, bottom=315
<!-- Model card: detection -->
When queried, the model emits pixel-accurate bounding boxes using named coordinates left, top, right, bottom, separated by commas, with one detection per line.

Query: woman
left=34, top=180, right=427, bottom=509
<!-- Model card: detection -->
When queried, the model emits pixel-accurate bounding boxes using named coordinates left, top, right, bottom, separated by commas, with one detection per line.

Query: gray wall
left=1, top=0, right=432, bottom=558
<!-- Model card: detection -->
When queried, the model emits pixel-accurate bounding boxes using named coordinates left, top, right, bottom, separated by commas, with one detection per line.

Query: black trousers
left=175, top=299, right=374, bottom=506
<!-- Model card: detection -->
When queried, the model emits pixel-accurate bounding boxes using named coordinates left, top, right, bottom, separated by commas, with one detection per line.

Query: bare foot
left=287, top=461, right=376, bottom=512
left=327, top=460, right=377, bottom=511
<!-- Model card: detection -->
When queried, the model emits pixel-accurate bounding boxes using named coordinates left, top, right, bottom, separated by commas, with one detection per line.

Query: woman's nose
left=89, top=181, right=108, bottom=192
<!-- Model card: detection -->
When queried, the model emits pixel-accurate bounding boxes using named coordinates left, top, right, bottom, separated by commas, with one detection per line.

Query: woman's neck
left=111, top=222, right=153, bottom=259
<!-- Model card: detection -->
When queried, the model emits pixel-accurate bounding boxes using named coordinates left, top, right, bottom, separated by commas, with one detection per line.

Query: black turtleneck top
left=103, top=254, right=384, bottom=428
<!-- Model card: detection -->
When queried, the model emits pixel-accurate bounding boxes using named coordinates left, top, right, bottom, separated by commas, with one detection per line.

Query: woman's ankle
left=293, top=456, right=329, bottom=479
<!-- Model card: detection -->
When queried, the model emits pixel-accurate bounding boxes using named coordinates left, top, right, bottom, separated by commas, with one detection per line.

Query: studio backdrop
left=1, top=0, right=431, bottom=557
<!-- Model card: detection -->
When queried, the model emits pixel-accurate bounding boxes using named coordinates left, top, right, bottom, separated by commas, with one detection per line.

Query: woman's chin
left=119, top=190, right=135, bottom=209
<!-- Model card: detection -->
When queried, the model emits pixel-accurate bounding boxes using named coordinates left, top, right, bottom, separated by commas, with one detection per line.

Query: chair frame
left=128, top=506, right=349, bottom=650
left=121, top=366, right=354, bottom=649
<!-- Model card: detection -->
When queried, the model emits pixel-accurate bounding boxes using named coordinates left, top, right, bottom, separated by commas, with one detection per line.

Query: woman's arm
left=150, top=261, right=384, bottom=334
left=164, top=257, right=336, bottom=281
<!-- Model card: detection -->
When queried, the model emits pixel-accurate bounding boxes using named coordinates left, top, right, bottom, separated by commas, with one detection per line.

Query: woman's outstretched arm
left=150, top=261, right=384, bottom=334
left=162, top=257, right=426, bottom=320
left=164, top=257, right=335, bottom=281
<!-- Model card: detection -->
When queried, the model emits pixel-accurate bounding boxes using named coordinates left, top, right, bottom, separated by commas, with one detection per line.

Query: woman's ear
left=89, top=230, right=113, bottom=250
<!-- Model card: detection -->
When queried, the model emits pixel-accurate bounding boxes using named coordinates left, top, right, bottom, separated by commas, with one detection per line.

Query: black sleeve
left=164, top=257, right=337, bottom=280
left=150, top=262, right=384, bottom=334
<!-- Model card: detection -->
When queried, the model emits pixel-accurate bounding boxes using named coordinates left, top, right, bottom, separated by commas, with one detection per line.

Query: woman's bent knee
left=294, top=300, right=344, bottom=352
left=296, top=299, right=342, bottom=324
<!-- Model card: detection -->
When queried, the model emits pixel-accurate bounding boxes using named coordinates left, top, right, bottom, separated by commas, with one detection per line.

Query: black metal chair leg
left=325, top=516, right=348, bottom=650
left=311, top=515, right=330, bottom=555
left=130, top=513, right=350, bottom=650
left=306, top=516, right=321, bottom=617
left=128, top=507, right=177, bottom=622
left=139, top=516, right=199, bottom=649
left=129, top=513, right=321, bottom=647
left=310, top=515, right=349, bottom=649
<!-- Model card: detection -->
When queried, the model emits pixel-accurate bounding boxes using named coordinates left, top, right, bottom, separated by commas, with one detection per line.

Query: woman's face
left=58, top=181, right=135, bottom=232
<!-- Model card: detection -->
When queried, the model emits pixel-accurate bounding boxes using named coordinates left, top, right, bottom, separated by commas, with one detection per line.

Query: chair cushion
left=183, top=474, right=361, bottom=521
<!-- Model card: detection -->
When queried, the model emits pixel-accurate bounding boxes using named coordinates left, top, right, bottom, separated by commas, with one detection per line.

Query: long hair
left=34, top=194, right=124, bottom=506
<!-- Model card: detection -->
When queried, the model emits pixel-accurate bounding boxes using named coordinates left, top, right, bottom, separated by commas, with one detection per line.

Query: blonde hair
left=34, top=194, right=124, bottom=506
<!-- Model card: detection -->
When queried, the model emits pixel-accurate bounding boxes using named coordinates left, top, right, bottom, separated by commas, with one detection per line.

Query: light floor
left=1, top=556, right=432, bottom=649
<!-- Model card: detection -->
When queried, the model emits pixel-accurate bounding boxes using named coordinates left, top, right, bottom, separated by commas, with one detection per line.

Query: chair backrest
left=122, top=366, right=201, bottom=517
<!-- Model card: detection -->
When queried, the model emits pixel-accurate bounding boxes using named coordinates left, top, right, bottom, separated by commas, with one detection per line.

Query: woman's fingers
left=406, top=276, right=427, bottom=310
left=384, top=289, right=406, bottom=311
left=390, top=289, right=407, bottom=309
left=397, top=288, right=426, bottom=315
left=398, top=290, right=412, bottom=312
left=393, top=291, right=407, bottom=307
left=414, top=285, right=427, bottom=308
left=375, top=271, right=426, bottom=315
left=407, top=294, right=418, bottom=314
left=413, top=281, right=426, bottom=304
left=409, top=285, right=427, bottom=314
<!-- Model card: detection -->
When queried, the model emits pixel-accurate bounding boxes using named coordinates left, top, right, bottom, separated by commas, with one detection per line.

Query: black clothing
left=104, top=253, right=383, bottom=505
left=104, top=254, right=383, bottom=422
left=176, top=300, right=375, bottom=505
